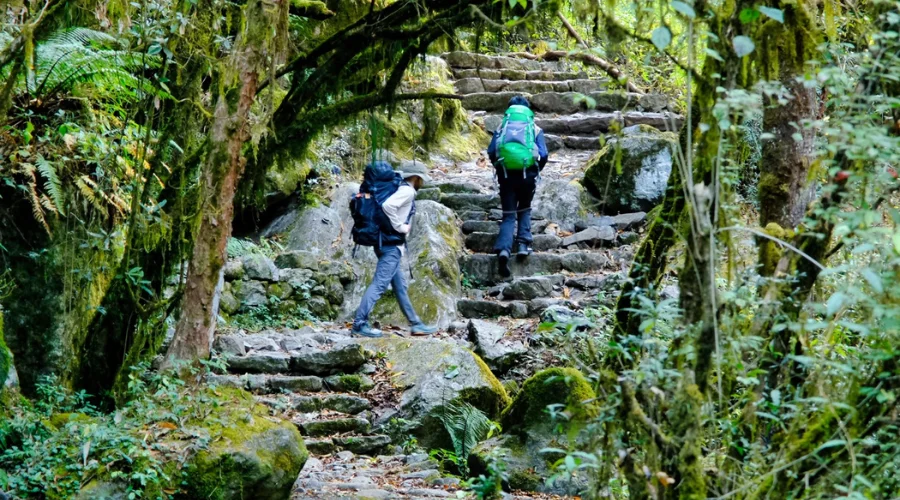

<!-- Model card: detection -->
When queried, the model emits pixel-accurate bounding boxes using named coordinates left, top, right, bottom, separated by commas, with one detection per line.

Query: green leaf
left=732, top=35, right=755, bottom=57
left=147, top=43, right=162, bottom=56
left=818, top=439, right=846, bottom=451
left=893, top=232, right=900, bottom=255
left=704, top=48, right=724, bottom=62
left=862, top=268, right=884, bottom=294
left=651, top=27, right=672, bottom=51
left=826, top=291, right=846, bottom=317
left=671, top=1, right=696, bottom=18
left=739, top=8, right=760, bottom=23
left=758, top=6, right=784, bottom=23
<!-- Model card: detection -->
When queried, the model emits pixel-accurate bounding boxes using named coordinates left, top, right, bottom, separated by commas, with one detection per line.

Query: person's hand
left=399, top=224, right=411, bottom=234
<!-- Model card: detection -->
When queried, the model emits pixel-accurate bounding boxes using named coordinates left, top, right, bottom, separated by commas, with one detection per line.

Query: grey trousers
left=353, top=245, right=420, bottom=328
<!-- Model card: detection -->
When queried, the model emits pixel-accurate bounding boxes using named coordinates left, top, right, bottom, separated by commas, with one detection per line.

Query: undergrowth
left=0, top=360, right=230, bottom=498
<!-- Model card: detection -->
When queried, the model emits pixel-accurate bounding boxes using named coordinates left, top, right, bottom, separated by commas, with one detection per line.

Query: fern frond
left=40, top=194, right=58, bottom=214
left=437, top=401, right=496, bottom=469
left=26, top=27, right=167, bottom=101
left=42, top=28, right=119, bottom=48
left=27, top=171, right=51, bottom=235
left=76, top=176, right=105, bottom=213
left=36, top=155, right=65, bottom=216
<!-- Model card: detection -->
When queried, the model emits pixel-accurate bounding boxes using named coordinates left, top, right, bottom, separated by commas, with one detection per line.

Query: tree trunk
left=163, top=0, right=286, bottom=367
left=758, top=80, right=817, bottom=230
left=756, top=1, right=820, bottom=275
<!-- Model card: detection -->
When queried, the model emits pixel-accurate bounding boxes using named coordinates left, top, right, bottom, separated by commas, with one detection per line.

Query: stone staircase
left=427, top=183, right=643, bottom=322
left=208, top=328, right=393, bottom=457
left=442, top=51, right=684, bottom=152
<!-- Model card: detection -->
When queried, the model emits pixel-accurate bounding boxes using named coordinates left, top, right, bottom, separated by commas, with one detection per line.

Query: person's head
left=399, top=160, right=431, bottom=191
left=508, top=95, right=531, bottom=108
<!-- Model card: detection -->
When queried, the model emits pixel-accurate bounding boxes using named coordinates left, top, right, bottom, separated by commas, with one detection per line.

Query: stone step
left=442, top=51, right=559, bottom=72
left=303, top=434, right=392, bottom=456
left=453, top=67, right=588, bottom=81
left=207, top=373, right=324, bottom=393
left=545, top=134, right=603, bottom=151
left=224, top=343, right=368, bottom=375
left=438, top=192, right=500, bottom=211
left=575, top=211, right=648, bottom=231
left=457, top=297, right=579, bottom=319
left=454, top=77, right=607, bottom=95
left=296, top=416, right=372, bottom=437
left=460, top=250, right=613, bottom=283
left=482, top=111, right=682, bottom=136
left=464, top=232, right=563, bottom=253
left=460, top=219, right=548, bottom=236
left=293, top=453, right=460, bottom=498
left=257, top=393, right=372, bottom=414
left=461, top=91, right=651, bottom=114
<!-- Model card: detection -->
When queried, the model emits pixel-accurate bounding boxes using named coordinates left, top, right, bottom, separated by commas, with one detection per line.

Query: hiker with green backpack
left=487, top=96, right=549, bottom=277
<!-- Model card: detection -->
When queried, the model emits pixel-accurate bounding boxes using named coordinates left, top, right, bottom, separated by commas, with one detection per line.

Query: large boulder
left=470, top=368, right=597, bottom=495
left=467, top=320, right=527, bottom=373
left=265, top=183, right=464, bottom=328
left=532, top=179, right=590, bottom=232
left=183, top=388, right=308, bottom=499
left=358, top=337, right=510, bottom=449
left=582, top=125, right=677, bottom=213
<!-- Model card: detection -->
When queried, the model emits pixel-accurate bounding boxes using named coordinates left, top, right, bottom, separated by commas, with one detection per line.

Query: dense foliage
left=3, top=0, right=900, bottom=498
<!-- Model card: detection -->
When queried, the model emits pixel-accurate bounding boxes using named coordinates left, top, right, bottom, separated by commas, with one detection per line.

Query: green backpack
left=497, top=104, right=538, bottom=171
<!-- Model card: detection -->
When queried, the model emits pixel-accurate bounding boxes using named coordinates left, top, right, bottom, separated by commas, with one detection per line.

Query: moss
left=471, top=352, right=512, bottom=410
left=759, top=222, right=794, bottom=276
left=48, top=412, right=93, bottom=428
left=500, top=367, right=597, bottom=431
left=338, top=374, right=362, bottom=392
left=508, top=469, right=542, bottom=491
left=502, top=379, right=520, bottom=398
left=183, top=387, right=308, bottom=499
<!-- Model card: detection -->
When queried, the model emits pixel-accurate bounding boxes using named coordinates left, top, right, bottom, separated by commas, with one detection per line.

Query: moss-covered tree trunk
left=164, top=0, right=287, bottom=367
left=756, top=1, right=820, bottom=274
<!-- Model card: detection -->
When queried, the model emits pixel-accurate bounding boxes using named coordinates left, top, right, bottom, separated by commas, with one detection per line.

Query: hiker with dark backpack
left=348, top=160, right=439, bottom=338
left=487, top=96, right=549, bottom=277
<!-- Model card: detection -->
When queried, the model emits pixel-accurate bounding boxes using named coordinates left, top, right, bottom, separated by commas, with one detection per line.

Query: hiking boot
left=410, top=322, right=438, bottom=336
left=516, top=242, right=533, bottom=258
left=351, top=324, right=383, bottom=338
left=498, top=250, right=511, bottom=278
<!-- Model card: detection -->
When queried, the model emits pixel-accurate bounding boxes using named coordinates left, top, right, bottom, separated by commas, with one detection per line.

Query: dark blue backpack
left=350, top=161, right=407, bottom=247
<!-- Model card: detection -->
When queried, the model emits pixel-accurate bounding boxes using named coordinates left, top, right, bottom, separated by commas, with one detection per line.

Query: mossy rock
left=358, top=337, right=509, bottom=449
left=582, top=125, right=677, bottom=214
left=500, top=367, right=597, bottom=432
left=183, top=388, right=308, bottom=500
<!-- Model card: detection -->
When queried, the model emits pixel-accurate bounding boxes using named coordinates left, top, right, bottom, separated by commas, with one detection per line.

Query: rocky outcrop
left=531, top=179, right=589, bottom=232
left=185, top=389, right=308, bottom=499
left=358, top=337, right=510, bottom=449
left=470, top=367, right=597, bottom=496
left=467, top=319, right=527, bottom=373
left=582, top=124, right=678, bottom=213
left=263, top=183, right=464, bottom=328
left=218, top=248, right=353, bottom=322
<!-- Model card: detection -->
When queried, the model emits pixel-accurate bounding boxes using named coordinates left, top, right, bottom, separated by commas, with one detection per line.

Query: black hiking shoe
left=516, top=242, right=533, bottom=258
left=498, top=250, right=511, bottom=278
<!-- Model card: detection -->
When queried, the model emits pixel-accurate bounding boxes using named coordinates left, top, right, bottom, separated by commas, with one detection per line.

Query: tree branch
left=553, top=11, right=644, bottom=95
